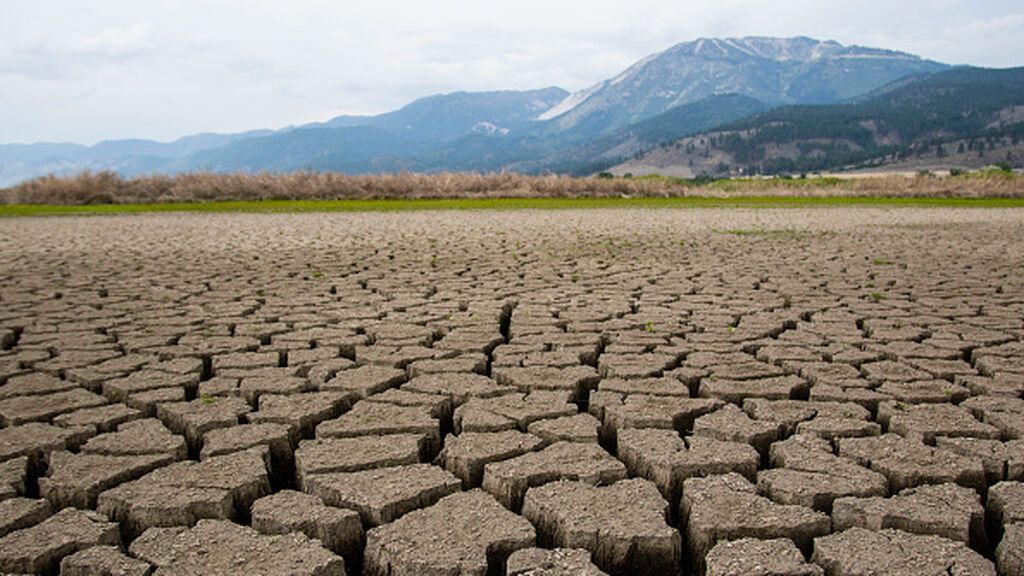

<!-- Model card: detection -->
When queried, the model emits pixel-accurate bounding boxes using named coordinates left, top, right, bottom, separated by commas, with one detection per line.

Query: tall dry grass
left=1, top=170, right=1022, bottom=205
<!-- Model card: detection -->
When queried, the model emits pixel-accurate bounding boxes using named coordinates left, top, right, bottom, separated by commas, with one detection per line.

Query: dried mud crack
left=0, top=206, right=1022, bottom=575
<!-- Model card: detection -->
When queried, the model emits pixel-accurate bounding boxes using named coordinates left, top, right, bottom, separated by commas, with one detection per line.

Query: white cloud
left=887, top=13, right=1024, bottom=67
left=56, top=22, right=156, bottom=59
left=0, top=0, right=1021, bottom=144
left=1, top=21, right=156, bottom=80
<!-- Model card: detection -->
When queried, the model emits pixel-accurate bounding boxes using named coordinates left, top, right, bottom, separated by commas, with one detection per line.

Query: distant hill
left=613, top=66, right=1024, bottom=177
left=0, top=130, right=273, bottom=186
left=193, top=127, right=429, bottom=173
left=192, top=88, right=570, bottom=173
left=538, top=36, right=948, bottom=136
left=7, top=35, right=1014, bottom=187
left=0, top=89, right=569, bottom=184
left=312, top=88, right=569, bottom=142
left=522, top=93, right=770, bottom=175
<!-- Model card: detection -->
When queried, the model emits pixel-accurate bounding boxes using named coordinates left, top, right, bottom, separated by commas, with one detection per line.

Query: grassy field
left=3, top=195, right=1024, bottom=217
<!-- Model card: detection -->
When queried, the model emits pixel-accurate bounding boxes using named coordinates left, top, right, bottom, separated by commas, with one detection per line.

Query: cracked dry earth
left=0, top=207, right=1023, bottom=576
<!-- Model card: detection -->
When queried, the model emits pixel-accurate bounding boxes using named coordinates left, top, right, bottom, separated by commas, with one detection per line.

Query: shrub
left=1, top=169, right=1023, bottom=206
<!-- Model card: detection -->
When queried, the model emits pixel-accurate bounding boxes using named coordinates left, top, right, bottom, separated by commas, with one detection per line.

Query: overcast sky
left=2, top=0, right=1022, bottom=144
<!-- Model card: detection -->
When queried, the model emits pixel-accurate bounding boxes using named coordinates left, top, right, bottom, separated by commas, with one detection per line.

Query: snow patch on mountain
left=536, top=81, right=609, bottom=121
left=609, top=52, right=661, bottom=86
left=527, top=99, right=554, bottom=111
left=532, top=36, right=945, bottom=134
left=724, top=38, right=760, bottom=58
left=472, top=121, right=509, bottom=135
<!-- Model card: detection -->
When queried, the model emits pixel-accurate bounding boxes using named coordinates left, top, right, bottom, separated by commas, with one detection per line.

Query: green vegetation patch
left=2, top=195, right=1024, bottom=217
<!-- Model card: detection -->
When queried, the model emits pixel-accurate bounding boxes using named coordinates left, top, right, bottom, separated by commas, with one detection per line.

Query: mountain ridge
left=4, top=35, right=1013, bottom=187
left=539, top=36, right=949, bottom=136
left=612, top=66, right=1024, bottom=177
left=310, top=87, right=569, bottom=141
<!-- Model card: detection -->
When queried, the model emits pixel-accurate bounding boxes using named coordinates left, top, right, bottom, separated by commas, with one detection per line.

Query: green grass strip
left=2, top=195, right=1024, bottom=216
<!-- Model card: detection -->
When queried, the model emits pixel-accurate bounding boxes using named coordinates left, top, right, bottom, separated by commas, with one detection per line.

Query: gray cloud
left=0, top=0, right=1021, bottom=144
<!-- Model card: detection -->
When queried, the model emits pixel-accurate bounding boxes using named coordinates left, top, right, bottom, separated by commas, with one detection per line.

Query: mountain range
left=4, top=35, right=1022, bottom=186
left=613, top=66, right=1024, bottom=177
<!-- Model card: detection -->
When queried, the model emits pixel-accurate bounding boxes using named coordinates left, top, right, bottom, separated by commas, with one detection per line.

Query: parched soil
left=0, top=207, right=1023, bottom=576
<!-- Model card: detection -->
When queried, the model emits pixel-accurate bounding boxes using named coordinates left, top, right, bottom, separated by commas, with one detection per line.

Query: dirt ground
left=0, top=207, right=1023, bottom=576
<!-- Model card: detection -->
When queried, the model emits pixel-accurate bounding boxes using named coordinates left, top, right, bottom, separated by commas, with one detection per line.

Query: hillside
left=614, top=67, right=1024, bottom=177
left=0, top=36, right=981, bottom=185
left=193, top=127, right=430, bottom=173
left=0, top=131, right=273, bottom=187
left=0, top=89, right=569, bottom=185
left=312, top=87, right=569, bottom=142
left=519, top=94, right=769, bottom=175
left=540, top=36, right=948, bottom=136
left=178, top=93, right=770, bottom=176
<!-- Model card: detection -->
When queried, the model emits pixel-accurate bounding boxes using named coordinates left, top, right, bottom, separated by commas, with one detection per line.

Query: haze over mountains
left=4, top=35, right=1022, bottom=186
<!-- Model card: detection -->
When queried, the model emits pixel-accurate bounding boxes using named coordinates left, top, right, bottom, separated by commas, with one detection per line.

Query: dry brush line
left=0, top=171, right=688, bottom=204
left=2, top=170, right=1023, bottom=205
